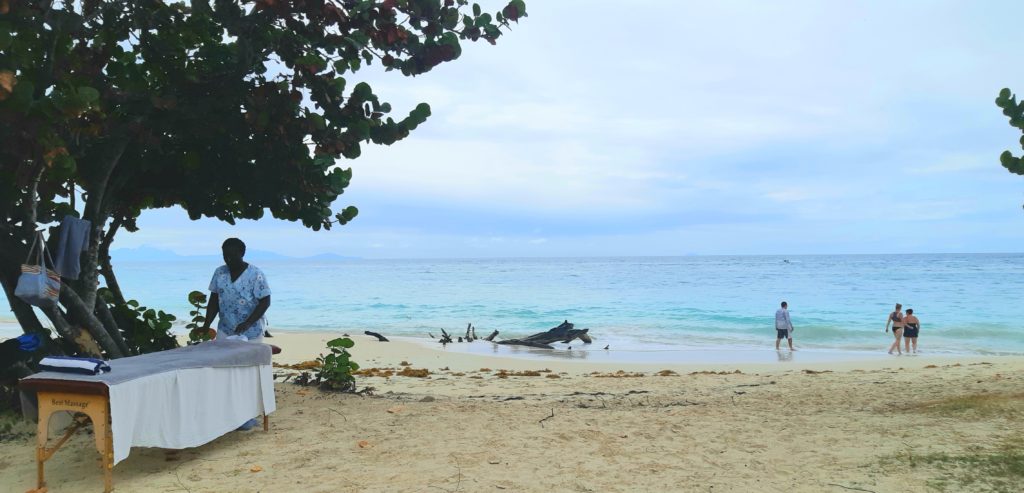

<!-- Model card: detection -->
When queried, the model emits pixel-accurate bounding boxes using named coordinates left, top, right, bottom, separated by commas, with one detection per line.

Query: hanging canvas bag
left=14, top=232, right=61, bottom=308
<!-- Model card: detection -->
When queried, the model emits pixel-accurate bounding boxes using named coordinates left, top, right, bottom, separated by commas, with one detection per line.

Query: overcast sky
left=120, top=1, right=1024, bottom=258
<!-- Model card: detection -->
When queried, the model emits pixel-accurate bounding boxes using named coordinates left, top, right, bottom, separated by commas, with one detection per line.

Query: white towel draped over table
left=21, top=339, right=275, bottom=464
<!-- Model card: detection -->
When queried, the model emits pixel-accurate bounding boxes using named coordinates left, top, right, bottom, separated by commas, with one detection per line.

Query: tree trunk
left=75, top=219, right=105, bottom=310
left=39, top=306, right=102, bottom=358
left=59, top=284, right=124, bottom=358
left=94, top=295, right=132, bottom=356
left=58, top=135, right=131, bottom=354
left=78, top=136, right=130, bottom=312
left=21, top=162, right=45, bottom=238
left=98, top=217, right=127, bottom=306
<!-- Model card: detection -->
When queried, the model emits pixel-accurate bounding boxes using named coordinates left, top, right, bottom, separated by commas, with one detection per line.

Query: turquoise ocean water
left=3, top=254, right=1023, bottom=355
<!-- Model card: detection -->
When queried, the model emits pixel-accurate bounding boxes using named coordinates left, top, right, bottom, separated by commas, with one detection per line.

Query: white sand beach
left=2, top=331, right=1022, bottom=492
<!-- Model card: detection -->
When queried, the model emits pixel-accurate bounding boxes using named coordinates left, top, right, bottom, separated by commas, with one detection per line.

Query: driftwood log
left=364, top=330, right=389, bottom=342
left=495, top=321, right=591, bottom=349
left=483, top=330, right=499, bottom=342
left=439, top=328, right=454, bottom=344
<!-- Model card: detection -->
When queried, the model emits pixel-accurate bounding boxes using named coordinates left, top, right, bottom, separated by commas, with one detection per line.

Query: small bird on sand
left=603, top=345, right=609, bottom=350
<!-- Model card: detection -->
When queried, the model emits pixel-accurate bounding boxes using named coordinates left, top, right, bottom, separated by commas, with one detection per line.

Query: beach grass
left=0, top=411, right=32, bottom=443
left=892, top=436, right=1024, bottom=493
left=902, top=392, right=1024, bottom=418
left=875, top=393, right=1024, bottom=492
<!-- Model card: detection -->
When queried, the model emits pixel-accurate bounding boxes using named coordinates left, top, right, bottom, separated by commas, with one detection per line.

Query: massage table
left=18, top=339, right=275, bottom=492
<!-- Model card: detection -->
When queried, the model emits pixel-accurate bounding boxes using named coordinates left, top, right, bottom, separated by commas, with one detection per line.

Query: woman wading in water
left=885, top=303, right=904, bottom=355
left=903, top=308, right=920, bottom=354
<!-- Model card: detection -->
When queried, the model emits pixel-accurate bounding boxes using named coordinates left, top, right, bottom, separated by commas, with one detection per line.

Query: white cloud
left=907, top=152, right=1000, bottom=175
left=350, top=136, right=669, bottom=214
left=121, top=1, right=1024, bottom=257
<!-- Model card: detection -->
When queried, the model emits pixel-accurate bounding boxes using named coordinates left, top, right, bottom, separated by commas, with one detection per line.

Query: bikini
left=890, top=312, right=903, bottom=332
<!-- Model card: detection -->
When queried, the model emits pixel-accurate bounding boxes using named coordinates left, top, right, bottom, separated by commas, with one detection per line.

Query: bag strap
left=24, top=232, right=40, bottom=264
left=40, top=235, right=56, bottom=271
left=27, top=231, right=56, bottom=271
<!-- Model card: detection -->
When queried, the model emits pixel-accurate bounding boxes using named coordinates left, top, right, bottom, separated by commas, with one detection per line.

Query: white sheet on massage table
left=106, top=364, right=275, bottom=464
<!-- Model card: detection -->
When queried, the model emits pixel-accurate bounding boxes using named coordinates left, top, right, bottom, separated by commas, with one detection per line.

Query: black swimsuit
left=904, top=322, right=919, bottom=338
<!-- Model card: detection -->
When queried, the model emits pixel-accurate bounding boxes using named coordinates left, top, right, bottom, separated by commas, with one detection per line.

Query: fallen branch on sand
left=364, top=330, right=389, bottom=342
left=326, top=407, right=348, bottom=421
left=439, top=328, right=453, bottom=345
left=826, top=484, right=877, bottom=493
left=538, top=408, right=555, bottom=428
left=495, top=320, right=591, bottom=349
left=430, top=321, right=590, bottom=348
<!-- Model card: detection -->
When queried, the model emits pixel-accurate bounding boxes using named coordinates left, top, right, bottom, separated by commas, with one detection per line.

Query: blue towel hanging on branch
left=54, top=215, right=91, bottom=280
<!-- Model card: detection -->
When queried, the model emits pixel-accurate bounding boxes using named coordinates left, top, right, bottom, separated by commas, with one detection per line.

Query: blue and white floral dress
left=208, top=264, right=271, bottom=340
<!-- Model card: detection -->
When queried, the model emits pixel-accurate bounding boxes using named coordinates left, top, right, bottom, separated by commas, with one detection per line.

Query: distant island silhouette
left=111, top=246, right=360, bottom=262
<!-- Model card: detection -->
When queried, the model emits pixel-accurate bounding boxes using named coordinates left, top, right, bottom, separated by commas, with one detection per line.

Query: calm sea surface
left=4, top=254, right=1023, bottom=355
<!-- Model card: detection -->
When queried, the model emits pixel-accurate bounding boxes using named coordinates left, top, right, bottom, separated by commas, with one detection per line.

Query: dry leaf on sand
left=250, top=465, right=263, bottom=473
left=357, top=440, right=372, bottom=448
left=386, top=406, right=403, bottom=414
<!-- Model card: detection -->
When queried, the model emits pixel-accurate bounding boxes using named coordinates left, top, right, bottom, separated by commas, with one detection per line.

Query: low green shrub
left=184, top=290, right=214, bottom=344
left=313, top=337, right=360, bottom=391
left=99, top=288, right=178, bottom=354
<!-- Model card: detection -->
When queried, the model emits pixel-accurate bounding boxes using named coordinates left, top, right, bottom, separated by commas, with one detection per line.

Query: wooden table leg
left=36, top=397, right=51, bottom=491
left=35, top=391, right=114, bottom=492
left=263, top=414, right=269, bottom=432
left=102, top=423, right=113, bottom=492
left=36, top=429, right=46, bottom=490
left=88, top=396, right=113, bottom=493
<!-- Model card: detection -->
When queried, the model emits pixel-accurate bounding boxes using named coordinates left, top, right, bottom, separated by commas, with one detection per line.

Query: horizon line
left=111, top=248, right=1024, bottom=261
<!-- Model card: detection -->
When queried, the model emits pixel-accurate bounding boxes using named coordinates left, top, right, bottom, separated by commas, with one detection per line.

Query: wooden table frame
left=19, top=378, right=269, bottom=492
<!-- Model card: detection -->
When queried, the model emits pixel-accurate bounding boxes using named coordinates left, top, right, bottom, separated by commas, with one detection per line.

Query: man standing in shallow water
left=775, top=301, right=795, bottom=351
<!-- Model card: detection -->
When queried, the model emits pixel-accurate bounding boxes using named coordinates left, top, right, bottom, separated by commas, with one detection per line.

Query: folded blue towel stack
left=39, top=356, right=112, bottom=375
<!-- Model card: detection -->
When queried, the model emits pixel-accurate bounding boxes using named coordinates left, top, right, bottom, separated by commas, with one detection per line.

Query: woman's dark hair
left=222, top=237, right=246, bottom=254
left=895, top=303, right=902, bottom=309
left=906, top=308, right=913, bottom=315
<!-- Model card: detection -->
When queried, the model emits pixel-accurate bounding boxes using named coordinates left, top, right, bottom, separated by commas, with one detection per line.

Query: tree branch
left=94, top=295, right=132, bottom=356
left=39, top=304, right=99, bottom=357
left=59, top=283, right=124, bottom=358
left=98, top=216, right=127, bottom=306
left=78, top=135, right=131, bottom=310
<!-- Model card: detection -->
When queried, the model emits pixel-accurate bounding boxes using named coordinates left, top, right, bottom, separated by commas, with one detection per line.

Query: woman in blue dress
left=199, top=238, right=272, bottom=342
